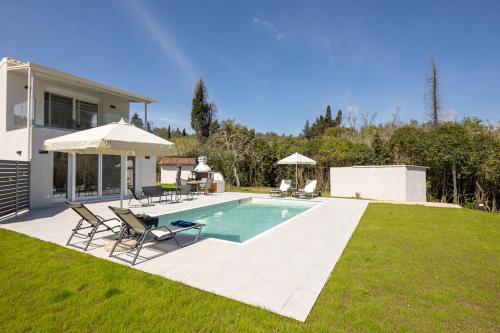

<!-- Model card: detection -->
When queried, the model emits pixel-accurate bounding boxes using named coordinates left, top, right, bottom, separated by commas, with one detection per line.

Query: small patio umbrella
left=277, top=152, right=316, bottom=189
left=43, top=119, right=175, bottom=207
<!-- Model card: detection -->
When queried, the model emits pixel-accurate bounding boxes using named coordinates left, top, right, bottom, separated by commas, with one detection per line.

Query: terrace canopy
left=277, top=152, right=316, bottom=188
left=43, top=119, right=174, bottom=207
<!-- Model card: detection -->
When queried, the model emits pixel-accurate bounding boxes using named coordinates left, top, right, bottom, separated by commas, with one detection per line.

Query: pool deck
left=0, top=192, right=368, bottom=322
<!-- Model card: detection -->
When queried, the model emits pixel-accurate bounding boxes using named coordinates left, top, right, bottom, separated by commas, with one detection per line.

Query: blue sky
left=1, top=0, right=499, bottom=134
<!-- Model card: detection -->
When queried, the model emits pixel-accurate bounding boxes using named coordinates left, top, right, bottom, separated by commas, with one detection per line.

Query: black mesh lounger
left=108, top=206, right=204, bottom=265
left=66, top=201, right=122, bottom=251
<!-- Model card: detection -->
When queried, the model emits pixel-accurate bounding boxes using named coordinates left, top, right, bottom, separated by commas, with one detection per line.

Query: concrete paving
left=0, top=192, right=368, bottom=322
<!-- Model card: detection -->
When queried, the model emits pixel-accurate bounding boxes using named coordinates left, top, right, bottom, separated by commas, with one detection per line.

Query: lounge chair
left=66, top=201, right=122, bottom=251
left=108, top=206, right=204, bottom=265
left=270, top=179, right=292, bottom=197
left=296, top=180, right=318, bottom=198
left=176, top=178, right=194, bottom=200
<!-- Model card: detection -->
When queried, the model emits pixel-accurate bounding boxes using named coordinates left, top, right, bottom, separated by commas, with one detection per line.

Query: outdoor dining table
left=187, top=180, right=201, bottom=193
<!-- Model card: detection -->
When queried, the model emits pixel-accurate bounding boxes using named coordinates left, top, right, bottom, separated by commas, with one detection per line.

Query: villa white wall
left=330, top=166, right=427, bottom=202
left=30, top=127, right=72, bottom=208
left=160, top=165, right=194, bottom=184
left=0, top=68, right=30, bottom=161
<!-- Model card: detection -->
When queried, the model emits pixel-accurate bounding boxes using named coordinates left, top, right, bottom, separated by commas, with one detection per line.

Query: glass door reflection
left=102, top=155, right=121, bottom=196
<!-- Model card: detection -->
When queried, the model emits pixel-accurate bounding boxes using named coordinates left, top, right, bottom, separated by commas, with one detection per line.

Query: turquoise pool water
left=158, top=198, right=316, bottom=243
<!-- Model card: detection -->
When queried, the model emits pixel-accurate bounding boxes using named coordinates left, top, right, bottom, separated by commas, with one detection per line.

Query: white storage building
left=159, top=157, right=196, bottom=184
left=330, top=165, right=427, bottom=202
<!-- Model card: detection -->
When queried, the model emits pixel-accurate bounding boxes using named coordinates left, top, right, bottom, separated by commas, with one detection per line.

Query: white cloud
left=442, top=108, right=458, bottom=122
left=346, top=105, right=360, bottom=114
left=252, top=17, right=285, bottom=41
left=122, top=0, right=197, bottom=81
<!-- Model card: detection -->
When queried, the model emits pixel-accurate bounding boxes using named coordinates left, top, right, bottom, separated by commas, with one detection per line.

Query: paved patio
left=0, top=192, right=368, bottom=321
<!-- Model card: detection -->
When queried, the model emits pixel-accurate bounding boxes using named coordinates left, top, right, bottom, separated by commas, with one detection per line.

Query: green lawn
left=225, top=185, right=272, bottom=194
left=0, top=204, right=498, bottom=332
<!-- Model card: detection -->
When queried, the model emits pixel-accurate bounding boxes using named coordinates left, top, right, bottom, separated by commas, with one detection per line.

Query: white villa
left=0, top=57, right=157, bottom=209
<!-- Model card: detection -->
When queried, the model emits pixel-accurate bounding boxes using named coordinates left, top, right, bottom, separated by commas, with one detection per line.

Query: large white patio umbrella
left=43, top=119, right=174, bottom=207
left=277, top=152, right=316, bottom=188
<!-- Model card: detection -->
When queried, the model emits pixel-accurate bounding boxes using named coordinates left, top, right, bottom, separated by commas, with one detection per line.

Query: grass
left=225, top=185, right=272, bottom=194
left=0, top=204, right=499, bottom=332
left=159, top=183, right=178, bottom=190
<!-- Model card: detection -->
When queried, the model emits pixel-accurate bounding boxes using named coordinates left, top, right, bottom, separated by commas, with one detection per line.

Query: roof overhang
left=2, top=57, right=158, bottom=103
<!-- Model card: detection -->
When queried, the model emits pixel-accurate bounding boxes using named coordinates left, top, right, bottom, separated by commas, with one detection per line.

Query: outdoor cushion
left=304, top=180, right=317, bottom=193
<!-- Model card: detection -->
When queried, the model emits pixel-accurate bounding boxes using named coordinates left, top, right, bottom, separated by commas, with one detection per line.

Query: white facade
left=330, top=165, right=427, bottom=202
left=0, top=58, right=158, bottom=208
left=160, top=165, right=195, bottom=184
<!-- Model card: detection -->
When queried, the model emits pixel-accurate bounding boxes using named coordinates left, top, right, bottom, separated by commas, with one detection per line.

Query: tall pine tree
left=191, top=78, right=217, bottom=142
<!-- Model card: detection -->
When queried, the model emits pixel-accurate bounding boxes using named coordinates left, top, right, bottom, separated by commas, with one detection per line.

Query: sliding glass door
left=52, top=152, right=67, bottom=199
left=76, top=154, right=98, bottom=198
left=102, top=155, right=121, bottom=196
left=52, top=153, right=136, bottom=201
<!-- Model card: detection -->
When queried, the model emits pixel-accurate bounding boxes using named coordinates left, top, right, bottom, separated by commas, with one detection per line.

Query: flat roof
left=1, top=57, right=157, bottom=103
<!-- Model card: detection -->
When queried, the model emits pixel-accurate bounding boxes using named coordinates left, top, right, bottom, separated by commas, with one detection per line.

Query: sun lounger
left=296, top=180, right=318, bottom=198
left=108, top=206, right=204, bottom=265
left=270, top=179, right=292, bottom=197
left=66, top=201, right=122, bottom=251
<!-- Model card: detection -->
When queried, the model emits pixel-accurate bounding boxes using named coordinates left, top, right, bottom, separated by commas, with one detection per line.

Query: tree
left=325, top=105, right=333, bottom=128
left=303, top=120, right=312, bottom=139
left=191, top=78, right=217, bottom=142
left=389, top=126, right=427, bottom=166
left=182, top=128, right=187, bottom=136
left=130, top=113, right=144, bottom=128
left=334, top=109, right=343, bottom=127
left=372, top=132, right=388, bottom=164
left=426, top=58, right=441, bottom=126
left=167, top=125, right=171, bottom=139
left=208, top=120, right=255, bottom=187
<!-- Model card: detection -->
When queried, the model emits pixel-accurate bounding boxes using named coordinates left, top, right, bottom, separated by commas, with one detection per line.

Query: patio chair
left=296, top=180, right=318, bottom=198
left=176, top=178, right=194, bottom=200
left=270, top=179, right=292, bottom=197
left=66, top=201, right=122, bottom=251
left=128, top=186, right=149, bottom=207
left=142, top=186, right=164, bottom=204
left=199, top=175, right=213, bottom=195
left=108, top=206, right=204, bottom=265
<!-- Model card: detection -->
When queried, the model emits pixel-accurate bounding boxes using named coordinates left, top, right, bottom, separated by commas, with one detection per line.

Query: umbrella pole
left=120, top=153, right=127, bottom=208
left=295, top=163, right=299, bottom=190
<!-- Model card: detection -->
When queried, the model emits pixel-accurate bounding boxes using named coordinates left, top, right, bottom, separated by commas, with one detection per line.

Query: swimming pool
left=157, top=198, right=317, bottom=243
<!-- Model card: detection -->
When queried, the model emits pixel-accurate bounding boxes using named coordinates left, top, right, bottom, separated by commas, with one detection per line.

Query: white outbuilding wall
left=330, top=165, right=427, bottom=202
left=160, top=165, right=195, bottom=184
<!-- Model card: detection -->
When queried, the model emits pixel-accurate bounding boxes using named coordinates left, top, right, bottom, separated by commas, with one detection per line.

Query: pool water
left=158, top=198, right=316, bottom=243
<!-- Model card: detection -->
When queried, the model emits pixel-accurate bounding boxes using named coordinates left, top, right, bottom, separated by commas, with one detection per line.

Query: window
left=53, top=152, right=68, bottom=199
left=76, top=100, right=98, bottom=129
left=44, top=92, right=73, bottom=129
left=44, top=92, right=98, bottom=130
left=6, top=101, right=27, bottom=131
